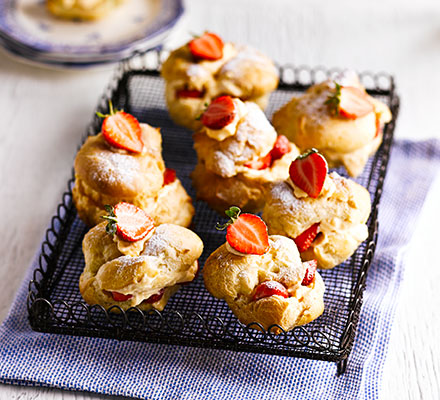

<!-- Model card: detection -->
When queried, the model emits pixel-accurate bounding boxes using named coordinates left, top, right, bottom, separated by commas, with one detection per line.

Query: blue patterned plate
left=0, top=0, right=183, bottom=64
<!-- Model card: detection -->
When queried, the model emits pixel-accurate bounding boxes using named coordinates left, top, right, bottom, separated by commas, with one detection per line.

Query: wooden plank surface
left=0, top=0, right=439, bottom=398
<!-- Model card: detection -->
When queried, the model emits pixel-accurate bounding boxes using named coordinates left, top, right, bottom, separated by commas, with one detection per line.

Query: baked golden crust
left=47, top=0, right=124, bottom=20
left=191, top=152, right=296, bottom=214
left=72, top=123, right=194, bottom=227
left=272, top=76, right=392, bottom=177
left=80, top=223, right=203, bottom=311
left=161, top=43, right=278, bottom=130
left=262, top=172, right=371, bottom=269
left=191, top=100, right=299, bottom=213
left=203, top=235, right=324, bottom=331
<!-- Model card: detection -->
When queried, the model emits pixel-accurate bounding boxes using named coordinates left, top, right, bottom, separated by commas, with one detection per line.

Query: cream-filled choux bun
left=80, top=202, right=203, bottom=311
left=161, top=32, right=279, bottom=130
left=262, top=149, right=371, bottom=269
left=73, top=107, right=194, bottom=228
left=191, top=96, right=299, bottom=213
left=47, top=0, right=124, bottom=20
left=272, top=71, right=392, bottom=177
left=203, top=207, right=324, bottom=332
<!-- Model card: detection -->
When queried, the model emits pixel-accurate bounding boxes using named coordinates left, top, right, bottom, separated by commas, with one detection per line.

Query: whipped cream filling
left=113, top=227, right=155, bottom=257
left=286, top=174, right=336, bottom=199
left=204, top=99, right=248, bottom=141
left=226, top=242, right=248, bottom=256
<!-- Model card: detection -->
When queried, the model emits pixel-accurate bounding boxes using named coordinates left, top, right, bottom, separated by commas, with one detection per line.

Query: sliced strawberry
left=253, top=281, right=289, bottom=301
left=189, top=32, right=224, bottom=61
left=270, top=135, right=292, bottom=162
left=216, top=206, right=269, bottom=255
left=244, top=152, right=272, bottom=170
left=375, top=115, right=382, bottom=138
left=339, top=86, right=374, bottom=119
left=176, top=89, right=204, bottom=99
left=99, top=105, right=143, bottom=153
left=294, top=223, right=320, bottom=252
left=111, top=292, right=133, bottom=302
left=102, top=202, right=154, bottom=242
left=163, top=168, right=176, bottom=186
left=201, top=95, right=236, bottom=129
left=301, top=260, right=318, bottom=286
left=144, top=288, right=165, bottom=304
left=289, top=149, right=328, bottom=198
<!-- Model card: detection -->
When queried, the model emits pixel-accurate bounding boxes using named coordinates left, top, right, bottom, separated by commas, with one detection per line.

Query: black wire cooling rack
left=27, top=50, right=399, bottom=374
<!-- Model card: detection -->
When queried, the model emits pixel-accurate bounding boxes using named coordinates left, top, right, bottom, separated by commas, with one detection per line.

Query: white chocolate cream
left=286, top=174, right=336, bottom=199
left=226, top=242, right=248, bottom=256
left=204, top=99, right=248, bottom=141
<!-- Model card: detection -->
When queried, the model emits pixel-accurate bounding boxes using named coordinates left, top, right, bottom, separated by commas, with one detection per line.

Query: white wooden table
left=1, top=0, right=439, bottom=398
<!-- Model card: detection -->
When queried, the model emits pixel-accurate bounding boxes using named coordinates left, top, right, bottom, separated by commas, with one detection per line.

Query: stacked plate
left=0, top=0, right=183, bottom=69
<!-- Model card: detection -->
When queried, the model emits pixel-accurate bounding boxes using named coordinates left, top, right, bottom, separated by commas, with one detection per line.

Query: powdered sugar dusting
left=221, top=45, right=277, bottom=76
left=90, top=151, right=139, bottom=186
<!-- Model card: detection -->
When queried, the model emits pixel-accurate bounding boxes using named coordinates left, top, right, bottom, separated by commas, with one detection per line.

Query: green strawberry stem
left=324, top=81, right=341, bottom=116
left=96, top=100, right=118, bottom=119
left=296, top=148, right=319, bottom=160
left=101, top=204, right=117, bottom=235
left=215, top=206, right=241, bottom=230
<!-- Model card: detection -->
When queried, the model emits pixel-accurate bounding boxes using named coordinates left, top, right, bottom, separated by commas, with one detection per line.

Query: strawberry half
left=201, top=95, right=236, bottom=129
left=216, top=206, right=269, bottom=255
left=163, top=168, right=176, bottom=186
left=270, top=135, right=292, bottom=162
left=294, top=223, right=320, bottom=252
left=144, top=288, right=165, bottom=304
left=244, top=152, right=272, bottom=170
left=102, top=202, right=154, bottom=242
left=339, top=86, right=374, bottom=119
left=176, top=89, right=204, bottom=99
left=289, top=149, right=328, bottom=198
left=97, top=102, right=143, bottom=153
left=189, top=32, right=224, bottom=61
left=301, top=260, right=318, bottom=286
left=111, top=292, right=133, bottom=302
left=375, top=115, right=382, bottom=138
left=253, top=281, right=289, bottom=301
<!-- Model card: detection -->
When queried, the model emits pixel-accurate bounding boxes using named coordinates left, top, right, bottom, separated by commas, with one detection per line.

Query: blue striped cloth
left=0, top=139, right=438, bottom=400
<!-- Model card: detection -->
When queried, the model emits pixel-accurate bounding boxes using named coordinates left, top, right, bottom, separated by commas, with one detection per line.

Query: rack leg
left=337, top=359, right=348, bottom=375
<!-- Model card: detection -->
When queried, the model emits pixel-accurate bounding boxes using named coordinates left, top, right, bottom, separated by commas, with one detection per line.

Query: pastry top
left=82, top=222, right=203, bottom=307
left=193, top=100, right=281, bottom=178
left=272, top=75, right=392, bottom=154
left=204, top=235, right=308, bottom=301
left=263, top=172, right=371, bottom=239
left=161, top=42, right=278, bottom=100
left=47, top=0, right=124, bottom=20
left=74, top=123, right=164, bottom=199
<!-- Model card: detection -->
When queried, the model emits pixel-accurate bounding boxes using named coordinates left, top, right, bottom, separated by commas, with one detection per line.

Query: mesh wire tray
left=27, top=51, right=399, bottom=374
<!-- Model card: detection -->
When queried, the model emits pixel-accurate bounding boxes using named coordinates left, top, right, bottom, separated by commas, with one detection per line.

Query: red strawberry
left=176, top=89, right=204, bottom=99
left=244, top=152, right=272, bottom=170
left=163, top=168, right=176, bottom=186
left=102, top=202, right=154, bottom=242
left=270, top=135, right=292, bottom=162
left=375, top=115, right=382, bottom=138
left=144, top=288, right=165, bottom=304
left=289, top=149, right=328, bottom=198
left=189, top=32, right=224, bottom=61
left=201, top=96, right=236, bottom=129
left=111, top=292, right=133, bottom=302
left=253, top=281, right=289, bottom=301
left=339, top=86, right=374, bottom=119
left=294, top=223, right=320, bottom=252
left=98, top=102, right=143, bottom=153
left=216, top=206, right=269, bottom=255
left=301, top=260, right=318, bottom=286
